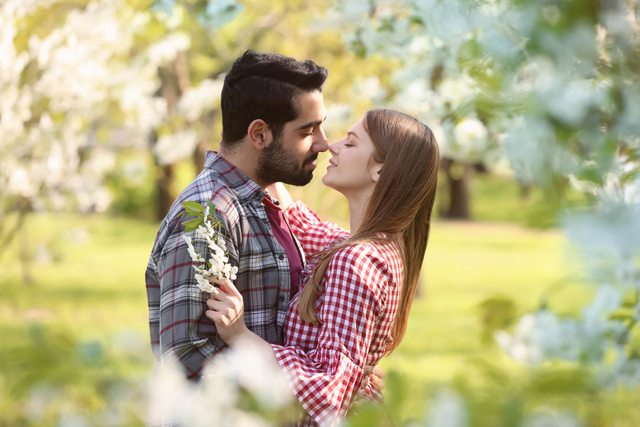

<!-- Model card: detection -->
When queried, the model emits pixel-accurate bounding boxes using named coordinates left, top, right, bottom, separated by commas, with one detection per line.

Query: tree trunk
left=154, top=51, right=190, bottom=220
left=193, top=110, right=217, bottom=174
left=156, top=163, right=174, bottom=221
left=439, top=157, right=472, bottom=220
left=20, top=218, right=33, bottom=286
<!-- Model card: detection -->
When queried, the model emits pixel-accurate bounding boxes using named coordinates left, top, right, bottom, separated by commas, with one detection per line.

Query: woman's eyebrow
left=347, top=131, right=360, bottom=139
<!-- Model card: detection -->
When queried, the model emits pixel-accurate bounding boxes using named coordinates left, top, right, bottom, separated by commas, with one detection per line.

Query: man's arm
left=155, top=209, right=238, bottom=379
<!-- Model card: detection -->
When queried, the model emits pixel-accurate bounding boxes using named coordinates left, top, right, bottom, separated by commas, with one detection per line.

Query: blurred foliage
left=0, top=201, right=588, bottom=426
left=107, top=151, right=157, bottom=219
left=0, top=324, right=148, bottom=426
left=3, top=0, right=640, bottom=425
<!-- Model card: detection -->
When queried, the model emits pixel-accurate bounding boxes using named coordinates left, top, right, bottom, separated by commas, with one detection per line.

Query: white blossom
left=178, top=78, right=224, bottom=122
left=148, top=339, right=292, bottom=426
left=523, top=411, right=584, bottom=427
left=425, top=389, right=468, bottom=427
left=0, top=0, right=164, bottom=216
left=147, top=32, right=191, bottom=68
left=153, top=129, right=199, bottom=166
left=182, top=207, right=238, bottom=293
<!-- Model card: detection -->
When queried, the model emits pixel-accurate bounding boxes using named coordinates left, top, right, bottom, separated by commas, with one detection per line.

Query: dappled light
left=1, top=0, right=639, bottom=426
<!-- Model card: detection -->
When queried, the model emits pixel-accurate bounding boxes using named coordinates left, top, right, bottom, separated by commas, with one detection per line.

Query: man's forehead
left=290, top=91, right=325, bottom=127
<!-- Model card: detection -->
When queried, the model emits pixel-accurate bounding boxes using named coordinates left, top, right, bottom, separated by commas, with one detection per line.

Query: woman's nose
left=328, top=141, right=339, bottom=155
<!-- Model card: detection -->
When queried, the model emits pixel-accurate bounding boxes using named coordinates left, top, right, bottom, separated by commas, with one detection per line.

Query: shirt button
left=278, top=254, right=285, bottom=260
left=278, top=295, right=285, bottom=302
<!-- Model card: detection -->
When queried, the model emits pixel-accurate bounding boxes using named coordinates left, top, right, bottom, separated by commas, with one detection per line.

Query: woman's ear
left=247, top=119, right=273, bottom=151
left=371, top=163, right=383, bottom=183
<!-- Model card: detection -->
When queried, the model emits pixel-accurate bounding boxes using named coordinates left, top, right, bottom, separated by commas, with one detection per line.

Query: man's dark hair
left=220, top=50, right=328, bottom=145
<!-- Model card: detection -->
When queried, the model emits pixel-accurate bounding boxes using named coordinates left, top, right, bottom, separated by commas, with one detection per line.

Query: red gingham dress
left=271, top=201, right=402, bottom=427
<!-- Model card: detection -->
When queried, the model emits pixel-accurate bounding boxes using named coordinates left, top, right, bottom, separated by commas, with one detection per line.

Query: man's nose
left=313, top=126, right=329, bottom=153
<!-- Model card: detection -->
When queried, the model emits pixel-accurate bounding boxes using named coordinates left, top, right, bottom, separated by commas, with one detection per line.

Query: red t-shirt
left=263, top=196, right=303, bottom=298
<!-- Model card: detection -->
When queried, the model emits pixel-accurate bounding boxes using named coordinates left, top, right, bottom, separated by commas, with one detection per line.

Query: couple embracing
left=145, top=50, right=439, bottom=426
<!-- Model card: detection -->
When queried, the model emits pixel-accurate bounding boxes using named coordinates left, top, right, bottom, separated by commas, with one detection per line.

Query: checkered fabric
left=145, top=151, right=302, bottom=381
left=272, top=201, right=402, bottom=427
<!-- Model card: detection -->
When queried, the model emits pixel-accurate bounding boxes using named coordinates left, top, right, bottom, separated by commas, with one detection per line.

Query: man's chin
left=283, top=172, right=314, bottom=187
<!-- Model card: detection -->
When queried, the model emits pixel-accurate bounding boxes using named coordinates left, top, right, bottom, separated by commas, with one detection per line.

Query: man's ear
left=247, top=119, right=273, bottom=151
left=371, top=163, right=383, bottom=183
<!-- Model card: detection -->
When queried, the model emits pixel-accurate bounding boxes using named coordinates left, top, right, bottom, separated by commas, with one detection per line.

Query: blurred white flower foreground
left=147, top=340, right=293, bottom=427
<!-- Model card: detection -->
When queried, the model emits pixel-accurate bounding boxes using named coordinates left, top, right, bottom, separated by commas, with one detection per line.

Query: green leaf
left=609, top=307, right=635, bottom=321
left=206, top=200, right=216, bottom=215
left=622, top=289, right=639, bottom=307
left=181, top=201, right=205, bottom=213
left=183, top=217, right=204, bottom=232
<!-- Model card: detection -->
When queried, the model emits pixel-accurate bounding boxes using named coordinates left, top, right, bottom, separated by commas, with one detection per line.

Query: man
left=145, top=52, right=383, bottom=426
left=145, top=50, right=329, bottom=381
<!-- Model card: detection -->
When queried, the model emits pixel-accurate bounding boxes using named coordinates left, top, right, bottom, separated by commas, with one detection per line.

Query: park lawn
left=0, top=209, right=593, bottom=423
left=382, top=220, right=588, bottom=382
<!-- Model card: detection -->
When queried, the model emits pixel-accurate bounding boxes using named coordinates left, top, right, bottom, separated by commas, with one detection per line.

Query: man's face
left=256, top=91, right=328, bottom=186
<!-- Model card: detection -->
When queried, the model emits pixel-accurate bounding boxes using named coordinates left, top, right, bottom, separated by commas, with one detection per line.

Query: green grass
left=380, top=220, right=587, bottom=380
left=0, top=175, right=635, bottom=426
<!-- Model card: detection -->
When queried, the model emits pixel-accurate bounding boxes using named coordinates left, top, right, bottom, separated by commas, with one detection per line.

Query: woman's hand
left=205, top=277, right=249, bottom=348
left=265, top=182, right=294, bottom=211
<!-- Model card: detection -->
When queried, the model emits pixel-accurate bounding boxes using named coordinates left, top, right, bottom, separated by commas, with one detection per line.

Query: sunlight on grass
left=380, top=220, right=591, bottom=384
left=0, top=212, right=588, bottom=381
left=0, top=192, right=599, bottom=425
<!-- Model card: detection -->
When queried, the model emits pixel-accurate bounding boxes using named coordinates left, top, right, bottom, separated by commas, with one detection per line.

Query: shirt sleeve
left=284, top=201, right=349, bottom=257
left=271, top=245, right=390, bottom=427
left=153, top=205, right=238, bottom=379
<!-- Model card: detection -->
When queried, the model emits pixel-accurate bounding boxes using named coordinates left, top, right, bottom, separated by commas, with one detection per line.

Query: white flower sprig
left=178, top=201, right=238, bottom=295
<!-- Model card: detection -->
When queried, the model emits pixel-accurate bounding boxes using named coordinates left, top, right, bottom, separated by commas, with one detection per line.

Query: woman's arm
left=206, top=245, right=395, bottom=426
left=266, top=182, right=294, bottom=211
left=204, top=279, right=278, bottom=362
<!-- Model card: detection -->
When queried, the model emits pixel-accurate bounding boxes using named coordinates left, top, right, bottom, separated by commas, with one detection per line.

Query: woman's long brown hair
left=297, top=109, right=440, bottom=353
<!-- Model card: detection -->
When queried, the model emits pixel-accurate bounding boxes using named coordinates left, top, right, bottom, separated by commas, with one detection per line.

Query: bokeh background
left=1, top=0, right=640, bottom=426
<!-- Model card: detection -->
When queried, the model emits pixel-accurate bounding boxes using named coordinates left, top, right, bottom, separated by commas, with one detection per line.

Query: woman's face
left=322, top=117, right=382, bottom=196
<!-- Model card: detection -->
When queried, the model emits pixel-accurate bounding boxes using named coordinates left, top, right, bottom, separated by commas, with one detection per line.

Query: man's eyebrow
left=295, top=117, right=327, bottom=131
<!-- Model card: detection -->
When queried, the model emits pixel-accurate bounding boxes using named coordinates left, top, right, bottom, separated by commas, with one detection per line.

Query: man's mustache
left=304, top=154, right=318, bottom=164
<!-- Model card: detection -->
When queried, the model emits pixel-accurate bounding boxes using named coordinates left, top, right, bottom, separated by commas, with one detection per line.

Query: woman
left=205, top=109, right=439, bottom=426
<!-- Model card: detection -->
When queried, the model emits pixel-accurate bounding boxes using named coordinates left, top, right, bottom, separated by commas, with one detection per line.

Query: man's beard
left=256, top=137, right=317, bottom=186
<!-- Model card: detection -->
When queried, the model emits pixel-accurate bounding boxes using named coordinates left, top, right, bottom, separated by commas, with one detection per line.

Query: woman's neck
left=346, top=188, right=374, bottom=232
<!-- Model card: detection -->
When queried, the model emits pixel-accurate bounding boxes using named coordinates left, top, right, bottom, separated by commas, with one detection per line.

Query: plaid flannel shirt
left=272, top=201, right=402, bottom=427
left=145, top=151, right=303, bottom=380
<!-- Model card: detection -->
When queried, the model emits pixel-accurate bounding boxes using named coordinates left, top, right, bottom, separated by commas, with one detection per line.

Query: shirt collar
left=204, top=151, right=265, bottom=204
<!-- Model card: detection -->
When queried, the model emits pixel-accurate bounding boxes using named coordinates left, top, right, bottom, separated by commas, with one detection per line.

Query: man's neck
left=218, top=143, right=268, bottom=190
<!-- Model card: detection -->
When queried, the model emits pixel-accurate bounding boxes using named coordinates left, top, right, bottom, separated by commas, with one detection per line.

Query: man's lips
left=305, top=155, right=318, bottom=168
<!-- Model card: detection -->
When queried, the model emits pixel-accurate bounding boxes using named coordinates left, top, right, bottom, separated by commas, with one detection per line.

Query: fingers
left=205, top=276, right=240, bottom=297
left=214, top=277, right=240, bottom=298
left=373, top=365, right=386, bottom=381
left=205, top=300, right=231, bottom=326
left=369, top=371, right=385, bottom=392
left=204, top=281, right=244, bottom=328
left=206, top=298, right=225, bottom=311
left=205, top=309, right=222, bottom=324
left=362, top=365, right=386, bottom=392
left=363, top=365, right=374, bottom=377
